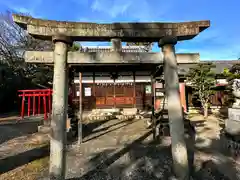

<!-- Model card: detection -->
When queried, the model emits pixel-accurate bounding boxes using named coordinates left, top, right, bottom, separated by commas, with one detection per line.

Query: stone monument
left=226, top=79, right=240, bottom=134
left=224, top=79, right=240, bottom=156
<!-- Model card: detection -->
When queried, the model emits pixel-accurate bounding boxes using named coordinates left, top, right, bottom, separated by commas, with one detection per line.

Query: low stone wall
left=85, top=108, right=143, bottom=121
left=188, top=106, right=228, bottom=116
left=87, top=109, right=120, bottom=121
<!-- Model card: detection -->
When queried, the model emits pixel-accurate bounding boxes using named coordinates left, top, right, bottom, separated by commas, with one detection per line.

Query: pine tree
left=185, top=63, right=216, bottom=118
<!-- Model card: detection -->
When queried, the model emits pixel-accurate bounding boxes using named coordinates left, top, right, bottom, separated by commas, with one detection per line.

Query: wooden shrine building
left=71, top=46, right=239, bottom=112
left=71, top=45, right=200, bottom=112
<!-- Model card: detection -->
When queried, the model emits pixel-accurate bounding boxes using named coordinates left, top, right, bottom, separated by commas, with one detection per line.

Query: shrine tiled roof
left=179, top=60, right=240, bottom=75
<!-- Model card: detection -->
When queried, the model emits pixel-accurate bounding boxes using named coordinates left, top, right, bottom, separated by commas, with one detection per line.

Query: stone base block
left=221, top=131, right=240, bottom=158
left=226, top=108, right=240, bottom=136
left=116, top=115, right=135, bottom=120
left=29, top=133, right=50, bottom=144
left=38, top=125, right=51, bottom=134
left=38, top=124, right=77, bottom=139
left=43, top=119, right=51, bottom=126
left=88, top=115, right=115, bottom=121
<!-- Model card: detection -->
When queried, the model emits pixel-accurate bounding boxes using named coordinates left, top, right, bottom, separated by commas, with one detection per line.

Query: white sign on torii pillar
left=12, top=13, right=210, bottom=180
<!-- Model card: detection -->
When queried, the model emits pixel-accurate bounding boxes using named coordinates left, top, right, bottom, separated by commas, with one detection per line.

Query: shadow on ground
left=66, top=129, right=195, bottom=180
left=81, top=119, right=110, bottom=138
left=68, top=118, right=138, bottom=143
left=1, top=116, right=239, bottom=180
left=67, top=130, right=178, bottom=180
left=194, top=135, right=240, bottom=180
left=0, top=118, right=136, bottom=176
left=83, top=119, right=138, bottom=143
left=216, top=106, right=228, bottom=119
left=66, top=119, right=237, bottom=180
left=0, top=145, right=49, bottom=174
left=0, top=120, right=42, bottom=144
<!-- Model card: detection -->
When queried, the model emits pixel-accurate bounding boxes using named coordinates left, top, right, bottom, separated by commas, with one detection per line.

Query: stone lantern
left=224, top=79, right=240, bottom=156
left=225, top=79, right=240, bottom=134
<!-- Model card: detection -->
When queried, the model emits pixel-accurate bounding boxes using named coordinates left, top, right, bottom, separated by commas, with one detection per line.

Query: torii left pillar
left=49, top=34, right=72, bottom=180
left=159, top=36, right=189, bottom=179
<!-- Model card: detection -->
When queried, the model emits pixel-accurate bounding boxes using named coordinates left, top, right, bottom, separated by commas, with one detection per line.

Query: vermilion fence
left=18, top=89, right=53, bottom=120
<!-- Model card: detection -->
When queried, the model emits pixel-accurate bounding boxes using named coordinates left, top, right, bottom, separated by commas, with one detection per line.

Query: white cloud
left=90, top=0, right=171, bottom=21
left=91, top=0, right=132, bottom=18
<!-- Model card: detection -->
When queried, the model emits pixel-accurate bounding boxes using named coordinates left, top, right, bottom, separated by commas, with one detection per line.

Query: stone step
left=38, top=125, right=51, bottom=134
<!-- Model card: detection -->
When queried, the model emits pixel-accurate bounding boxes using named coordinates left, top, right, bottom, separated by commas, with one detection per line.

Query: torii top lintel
left=12, top=14, right=210, bottom=42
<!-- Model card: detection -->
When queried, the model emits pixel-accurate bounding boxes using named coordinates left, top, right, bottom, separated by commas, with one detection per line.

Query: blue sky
left=0, top=0, right=239, bottom=60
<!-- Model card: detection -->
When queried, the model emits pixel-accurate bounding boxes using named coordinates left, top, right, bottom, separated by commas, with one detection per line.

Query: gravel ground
left=0, top=115, right=239, bottom=180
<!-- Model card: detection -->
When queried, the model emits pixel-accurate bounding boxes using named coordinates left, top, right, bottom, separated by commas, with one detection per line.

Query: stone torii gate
left=12, top=14, right=210, bottom=179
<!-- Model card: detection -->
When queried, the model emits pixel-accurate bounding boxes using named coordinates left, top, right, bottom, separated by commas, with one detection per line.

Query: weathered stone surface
left=226, top=108, right=240, bottom=135
left=162, top=42, right=189, bottom=178
left=52, top=34, right=73, bottom=45
left=49, top=40, right=69, bottom=179
left=12, top=14, right=210, bottom=41
left=24, top=51, right=200, bottom=64
left=87, top=109, right=116, bottom=121
left=158, top=36, right=178, bottom=47
left=111, top=38, right=122, bottom=52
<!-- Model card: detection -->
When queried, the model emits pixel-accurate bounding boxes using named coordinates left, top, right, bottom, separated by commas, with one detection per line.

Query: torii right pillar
left=159, top=36, right=189, bottom=180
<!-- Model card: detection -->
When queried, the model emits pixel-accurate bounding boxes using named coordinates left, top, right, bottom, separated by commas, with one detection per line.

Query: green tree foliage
left=222, top=64, right=240, bottom=106
left=185, top=63, right=216, bottom=117
left=0, top=12, right=54, bottom=111
left=0, top=12, right=82, bottom=112
left=69, top=42, right=81, bottom=51
left=0, top=12, right=54, bottom=87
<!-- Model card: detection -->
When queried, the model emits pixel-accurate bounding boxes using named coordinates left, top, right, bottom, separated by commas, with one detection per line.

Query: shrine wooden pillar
left=93, top=71, right=96, bottom=109
left=111, top=38, right=122, bottom=109
left=151, top=75, right=156, bottom=139
left=67, top=66, right=75, bottom=131
left=78, top=72, right=83, bottom=144
left=151, top=77, right=156, bottom=113
left=133, top=71, right=136, bottom=108
left=179, top=82, right=187, bottom=113
left=113, top=79, right=116, bottom=108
